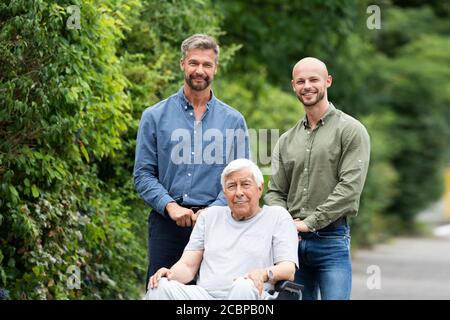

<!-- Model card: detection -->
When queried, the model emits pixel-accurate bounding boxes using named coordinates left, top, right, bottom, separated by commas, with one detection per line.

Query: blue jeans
left=295, top=224, right=352, bottom=300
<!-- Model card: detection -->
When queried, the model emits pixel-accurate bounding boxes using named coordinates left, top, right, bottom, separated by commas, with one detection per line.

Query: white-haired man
left=144, top=159, right=298, bottom=300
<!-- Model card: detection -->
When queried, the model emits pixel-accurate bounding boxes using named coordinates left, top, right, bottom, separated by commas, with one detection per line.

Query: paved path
left=351, top=235, right=450, bottom=299
left=351, top=200, right=450, bottom=300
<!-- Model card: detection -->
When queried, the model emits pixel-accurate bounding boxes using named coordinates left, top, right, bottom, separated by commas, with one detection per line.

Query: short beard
left=298, top=90, right=325, bottom=107
left=186, top=74, right=210, bottom=91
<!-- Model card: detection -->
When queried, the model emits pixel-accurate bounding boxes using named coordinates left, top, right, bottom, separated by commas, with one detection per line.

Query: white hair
left=221, top=159, right=264, bottom=189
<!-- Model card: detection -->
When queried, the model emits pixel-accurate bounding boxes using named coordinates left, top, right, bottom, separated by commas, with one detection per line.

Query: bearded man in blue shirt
left=134, top=34, right=250, bottom=288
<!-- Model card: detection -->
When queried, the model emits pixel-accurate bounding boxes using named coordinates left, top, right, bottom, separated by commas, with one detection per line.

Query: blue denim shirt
left=134, top=87, right=250, bottom=216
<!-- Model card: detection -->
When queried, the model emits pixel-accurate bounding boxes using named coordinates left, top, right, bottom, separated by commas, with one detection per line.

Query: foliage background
left=1, top=0, right=449, bottom=299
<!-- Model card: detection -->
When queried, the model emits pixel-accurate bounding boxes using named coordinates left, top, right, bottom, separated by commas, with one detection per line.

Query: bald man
left=265, top=57, right=370, bottom=300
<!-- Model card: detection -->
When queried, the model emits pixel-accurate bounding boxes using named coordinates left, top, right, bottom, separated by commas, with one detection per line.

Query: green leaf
left=31, top=184, right=40, bottom=198
left=7, top=258, right=15, bottom=268
left=32, top=265, right=43, bottom=277
left=9, top=186, right=19, bottom=198
left=80, top=142, right=90, bottom=162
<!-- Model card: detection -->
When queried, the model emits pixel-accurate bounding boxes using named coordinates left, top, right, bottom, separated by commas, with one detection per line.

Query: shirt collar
left=177, top=87, right=215, bottom=111
left=300, top=102, right=336, bottom=129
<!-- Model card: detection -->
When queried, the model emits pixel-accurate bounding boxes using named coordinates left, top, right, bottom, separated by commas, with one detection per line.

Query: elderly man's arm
left=245, top=261, right=296, bottom=295
left=245, top=208, right=299, bottom=295
left=267, top=261, right=296, bottom=283
left=148, top=250, right=203, bottom=289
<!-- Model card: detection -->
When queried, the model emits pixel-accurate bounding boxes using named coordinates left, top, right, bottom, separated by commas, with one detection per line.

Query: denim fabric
left=295, top=225, right=352, bottom=300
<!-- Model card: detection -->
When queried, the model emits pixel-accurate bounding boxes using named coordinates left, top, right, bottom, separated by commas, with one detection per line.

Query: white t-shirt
left=185, top=205, right=299, bottom=298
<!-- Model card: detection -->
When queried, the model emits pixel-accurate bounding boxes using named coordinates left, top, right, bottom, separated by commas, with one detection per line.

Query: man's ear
left=180, top=58, right=184, bottom=71
left=326, top=75, right=332, bottom=88
left=214, top=63, right=219, bottom=74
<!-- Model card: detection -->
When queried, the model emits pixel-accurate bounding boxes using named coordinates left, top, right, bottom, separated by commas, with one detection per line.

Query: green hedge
left=0, top=0, right=144, bottom=299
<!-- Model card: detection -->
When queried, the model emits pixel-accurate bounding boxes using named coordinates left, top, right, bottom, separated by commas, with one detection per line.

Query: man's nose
left=195, top=65, right=204, bottom=74
left=235, top=185, right=244, bottom=196
left=304, top=80, right=312, bottom=88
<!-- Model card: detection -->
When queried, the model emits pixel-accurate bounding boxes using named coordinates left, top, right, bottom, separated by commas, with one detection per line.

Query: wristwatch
left=266, top=268, right=274, bottom=282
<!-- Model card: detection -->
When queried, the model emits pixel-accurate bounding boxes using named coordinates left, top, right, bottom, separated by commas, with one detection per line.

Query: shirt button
left=304, top=168, right=308, bottom=172
left=306, top=149, right=310, bottom=152
left=191, top=152, right=195, bottom=155
left=184, top=106, right=188, bottom=110
left=307, top=131, right=311, bottom=134
left=190, top=112, right=193, bottom=116
left=303, top=188, right=307, bottom=191
left=184, top=194, right=188, bottom=197
left=188, top=173, right=191, bottom=176
left=194, top=130, right=197, bottom=134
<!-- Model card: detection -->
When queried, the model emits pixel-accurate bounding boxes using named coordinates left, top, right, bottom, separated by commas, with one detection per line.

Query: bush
left=0, top=0, right=145, bottom=299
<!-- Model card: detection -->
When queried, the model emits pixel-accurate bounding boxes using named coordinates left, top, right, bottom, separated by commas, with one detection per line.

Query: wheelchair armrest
left=270, top=280, right=303, bottom=300
left=275, top=280, right=303, bottom=293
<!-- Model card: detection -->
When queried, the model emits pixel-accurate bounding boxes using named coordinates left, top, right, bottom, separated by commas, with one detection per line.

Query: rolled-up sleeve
left=133, top=109, right=173, bottom=215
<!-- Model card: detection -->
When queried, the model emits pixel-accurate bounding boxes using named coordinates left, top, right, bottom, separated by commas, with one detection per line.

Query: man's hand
left=244, top=268, right=267, bottom=296
left=294, top=218, right=310, bottom=233
left=148, top=267, right=173, bottom=289
left=166, top=202, right=194, bottom=227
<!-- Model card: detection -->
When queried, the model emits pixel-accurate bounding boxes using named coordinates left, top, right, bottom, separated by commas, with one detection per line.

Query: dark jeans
left=145, top=211, right=193, bottom=287
left=295, top=218, right=352, bottom=300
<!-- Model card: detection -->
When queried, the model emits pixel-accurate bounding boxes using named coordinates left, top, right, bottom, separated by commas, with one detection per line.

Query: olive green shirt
left=264, top=103, right=370, bottom=232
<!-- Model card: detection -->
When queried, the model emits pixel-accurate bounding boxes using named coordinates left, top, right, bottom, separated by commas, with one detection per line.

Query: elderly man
left=144, top=159, right=298, bottom=300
